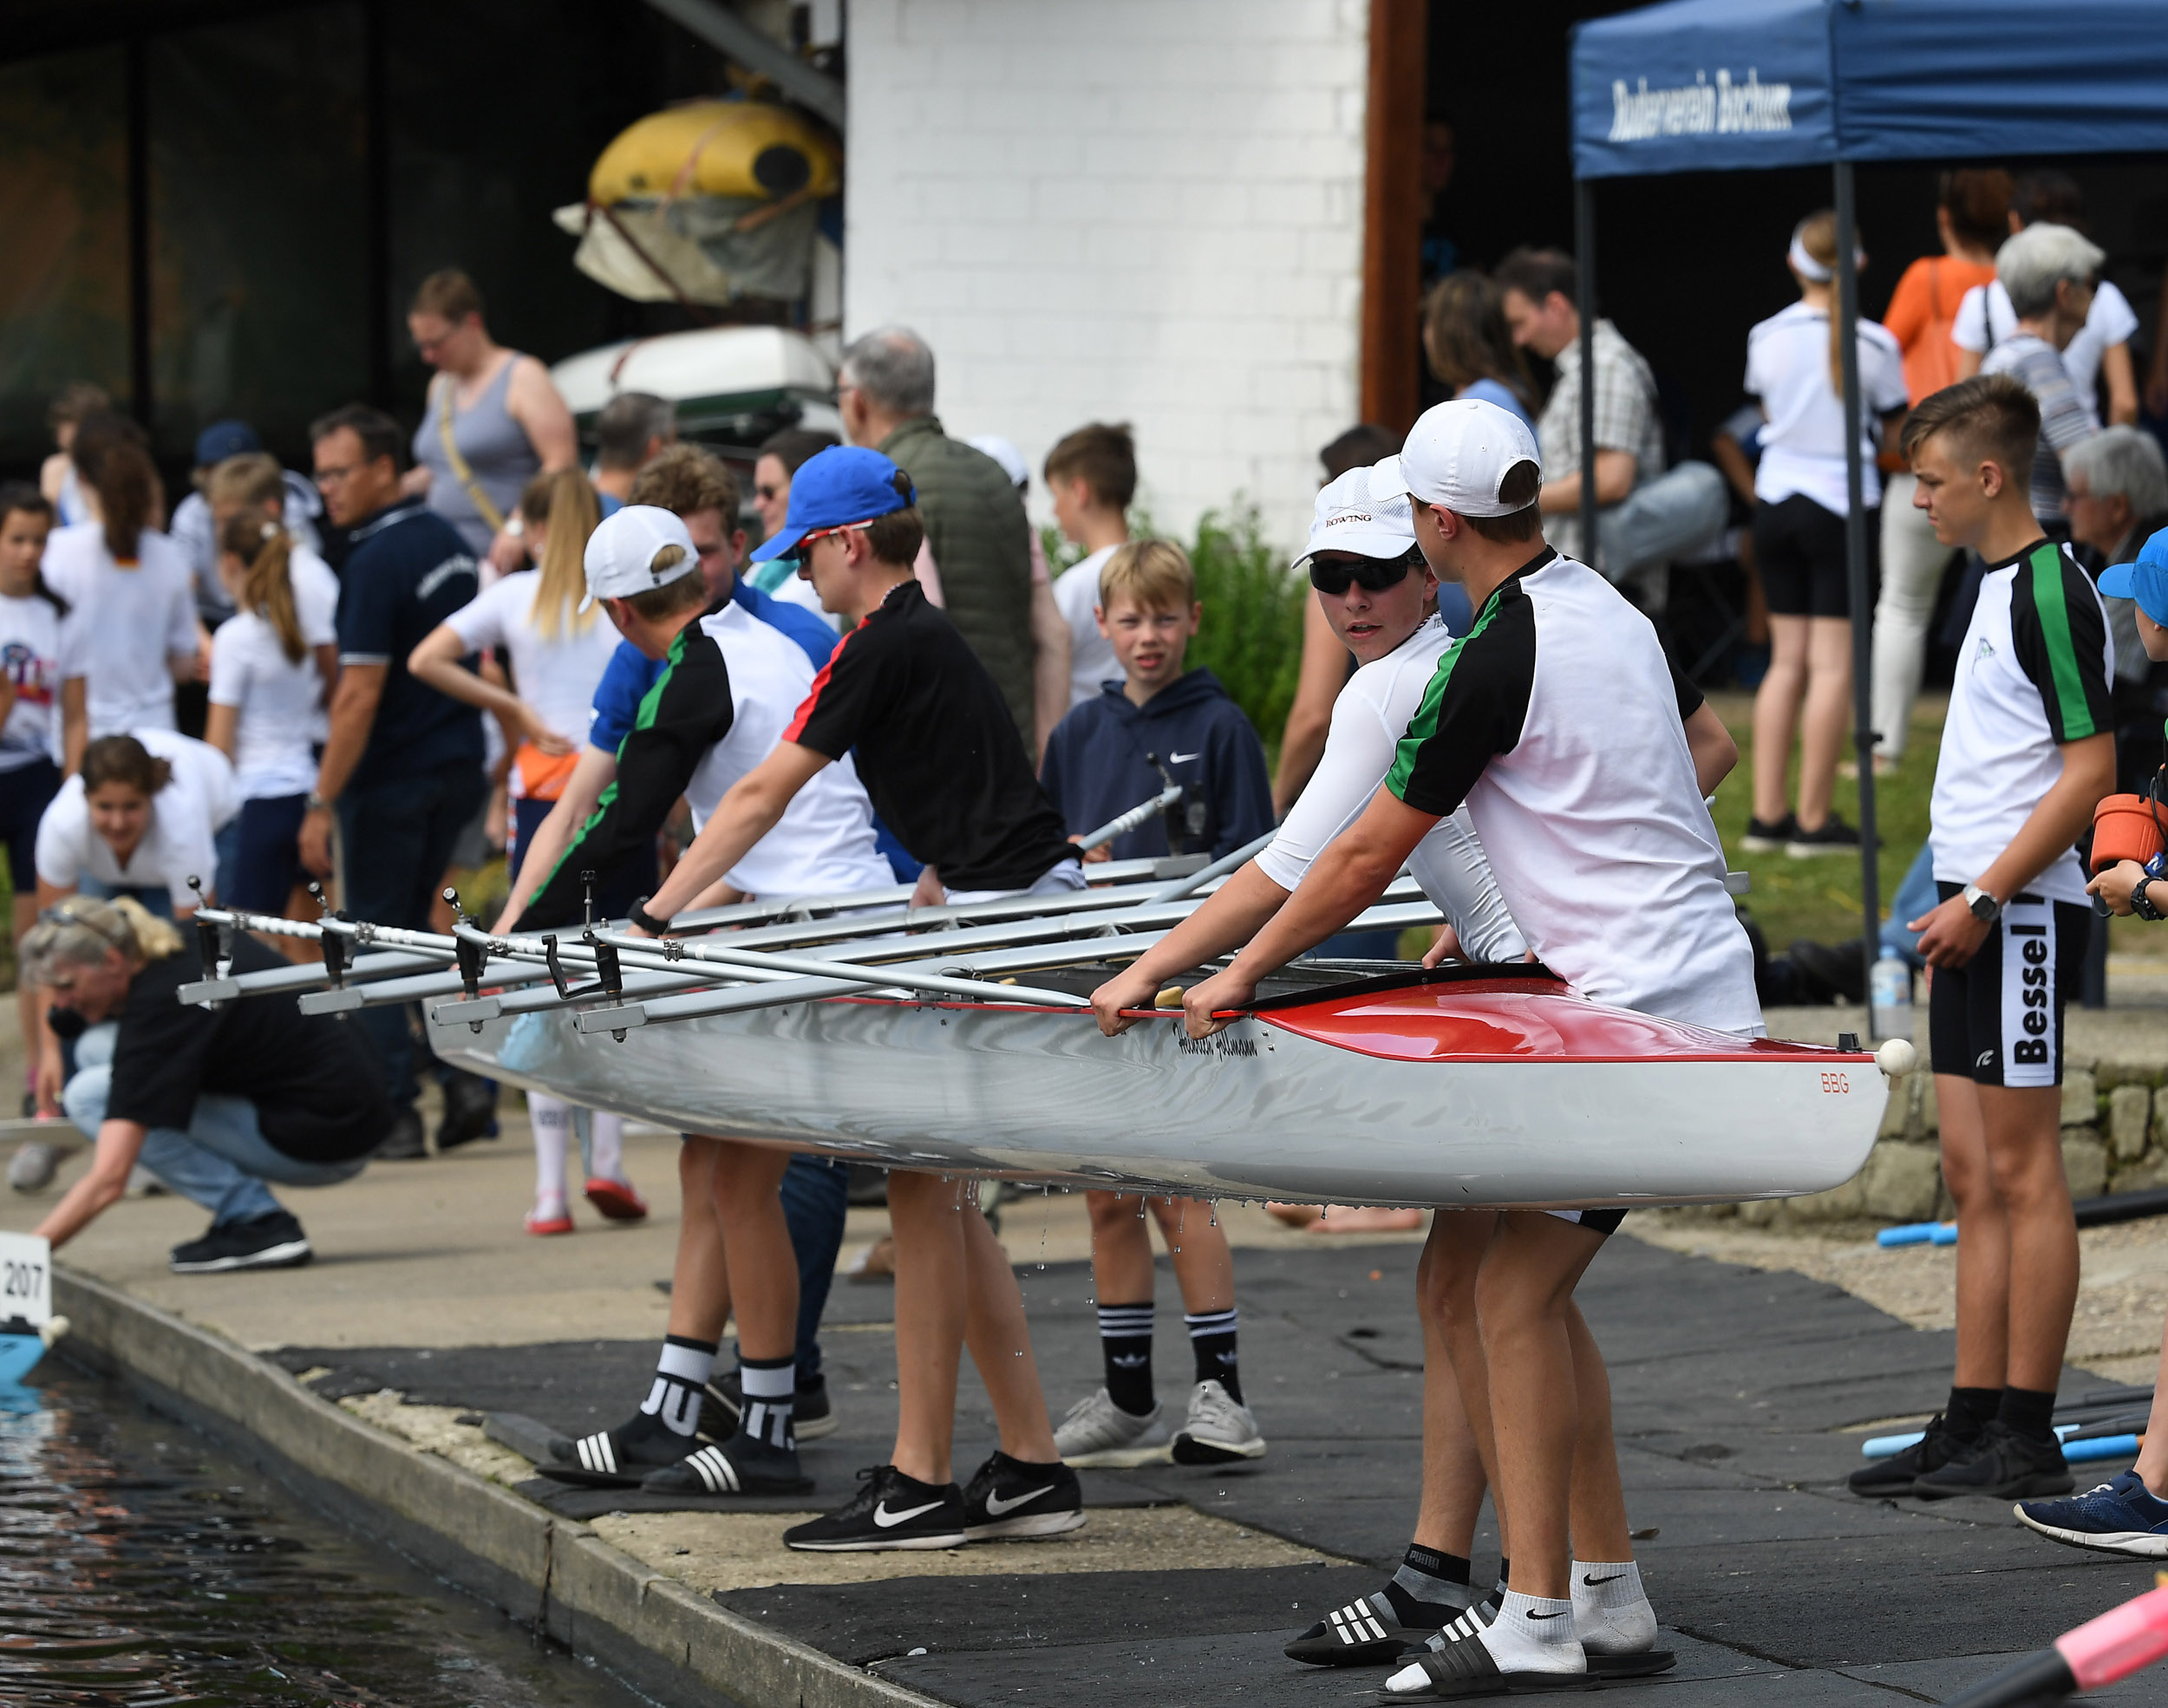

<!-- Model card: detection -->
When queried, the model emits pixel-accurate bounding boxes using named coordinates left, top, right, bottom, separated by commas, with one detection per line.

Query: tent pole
left=1575, top=178, right=1598, bottom=564
left=1834, top=160, right=1883, bottom=1038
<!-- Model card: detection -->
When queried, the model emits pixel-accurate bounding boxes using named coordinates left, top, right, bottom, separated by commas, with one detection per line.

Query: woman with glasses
left=745, top=427, right=842, bottom=629
left=24, top=894, right=388, bottom=1274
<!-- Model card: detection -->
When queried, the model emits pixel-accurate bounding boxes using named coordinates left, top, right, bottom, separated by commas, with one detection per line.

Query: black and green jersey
left=524, top=623, right=734, bottom=929
left=1930, top=538, right=2113, bottom=906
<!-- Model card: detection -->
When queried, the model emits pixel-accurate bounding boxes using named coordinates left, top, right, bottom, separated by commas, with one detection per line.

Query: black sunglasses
left=1307, top=549, right=1422, bottom=596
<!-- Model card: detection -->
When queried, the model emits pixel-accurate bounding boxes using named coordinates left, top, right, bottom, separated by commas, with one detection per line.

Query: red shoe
left=526, top=1207, right=574, bottom=1235
left=584, top=1177, right=648, bottom=1222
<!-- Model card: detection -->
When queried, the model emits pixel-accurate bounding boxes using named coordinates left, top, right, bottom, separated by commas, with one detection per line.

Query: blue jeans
left=337, top=759, right=486, bottom=1110
left=76, top=877, right=173, bottom=919
left=63, top=1023, right=365, bottom=1226
left=778, top=1154, right=848, bottom=1382
left=1879, top=843, right=1938, bottom=972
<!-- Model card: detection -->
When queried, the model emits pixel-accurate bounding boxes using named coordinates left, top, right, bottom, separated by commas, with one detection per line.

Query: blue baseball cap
left=2100, top=526, right=2168, bottom=627
left=748, top=446, right=916, bottom=564
left=193, top=419, right=259, bottom=466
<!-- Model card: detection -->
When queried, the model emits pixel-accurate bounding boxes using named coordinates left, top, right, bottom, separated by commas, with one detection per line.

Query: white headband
left=1789, top=226, right=1864, bottom=284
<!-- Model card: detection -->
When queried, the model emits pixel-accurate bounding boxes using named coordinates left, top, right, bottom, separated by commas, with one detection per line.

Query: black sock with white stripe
left=1185, top=1306, right=1241, bottom=1404
left=1380, top=1543, right=1473, bottom=1627
left=1099, top=1301, right=1156, bottom=1415
left=737, top=1353, right=796, bottom=1448
left=643, top=1335, right=718, bottom=1437
left=556, top=1334, right=715, bottom=1477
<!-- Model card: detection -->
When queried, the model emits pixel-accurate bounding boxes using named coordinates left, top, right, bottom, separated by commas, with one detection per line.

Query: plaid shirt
left=1538, top=318, right=1666, bottom=561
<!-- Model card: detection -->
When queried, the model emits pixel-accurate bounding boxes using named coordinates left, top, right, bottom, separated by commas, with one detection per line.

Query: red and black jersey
left=786, top=579, right=1074, bottom=891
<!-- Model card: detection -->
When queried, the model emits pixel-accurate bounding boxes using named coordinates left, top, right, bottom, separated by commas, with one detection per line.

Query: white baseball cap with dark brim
left=1376, top=398, right=1542, bottom=518
left=580, top=505, right=701, bottom=612
left=1296, top=464, right=1419, bottom=568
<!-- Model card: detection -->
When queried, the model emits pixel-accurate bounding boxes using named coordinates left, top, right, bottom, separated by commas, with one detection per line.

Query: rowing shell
left=428, top=963, right=1884, bottom=1209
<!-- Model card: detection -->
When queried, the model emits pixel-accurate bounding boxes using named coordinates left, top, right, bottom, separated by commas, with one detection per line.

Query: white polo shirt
left=1386, top=550, right=1761, bottom=1035
left=36, top=727, right=238, bottom=910
left=687, top=601, right=891, bottom=898
left=1260, top=614, right=1525, bottom=962
left=1930, top=539, right=2113, bottom=906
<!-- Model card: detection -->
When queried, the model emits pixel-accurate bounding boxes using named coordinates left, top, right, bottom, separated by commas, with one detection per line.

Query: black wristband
left=2135, top=880, right=2165, bottom=924
left=629, top=897, right=672, bottom=935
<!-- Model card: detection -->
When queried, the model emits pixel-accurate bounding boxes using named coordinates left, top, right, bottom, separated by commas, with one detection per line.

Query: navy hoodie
left=1039, top=668, right=1275, bottom=861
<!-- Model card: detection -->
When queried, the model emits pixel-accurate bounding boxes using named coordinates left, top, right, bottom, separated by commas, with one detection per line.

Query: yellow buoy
left=588, top=101, right=841, bottom=206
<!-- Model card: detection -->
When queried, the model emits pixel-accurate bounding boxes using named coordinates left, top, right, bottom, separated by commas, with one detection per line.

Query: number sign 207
left=0, top=1233, right=51, bottom=1326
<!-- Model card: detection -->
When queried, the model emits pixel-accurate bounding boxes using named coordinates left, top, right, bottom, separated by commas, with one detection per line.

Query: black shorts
left=1927, top=882, right=2088, bottom=1088
left=1753, top=493, right=1877, bottom=619
left=1549, top=1208, right=1628, bottom=1235
left=0, top=759, right=60, bottom=892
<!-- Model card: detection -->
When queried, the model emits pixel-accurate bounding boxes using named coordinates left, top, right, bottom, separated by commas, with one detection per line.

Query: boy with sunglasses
left=628, top=446, right=1089, bottom=1553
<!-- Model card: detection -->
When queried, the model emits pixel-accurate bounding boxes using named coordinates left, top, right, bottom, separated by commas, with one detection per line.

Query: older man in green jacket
left=837, top=326, right=1039, bottom=742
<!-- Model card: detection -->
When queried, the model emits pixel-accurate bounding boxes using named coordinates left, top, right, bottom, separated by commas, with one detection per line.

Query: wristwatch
left=304, top=792, right=330, bottom=812
left=1962, top=882, right=2001, bottom=924
left=2134, top=878, right=2165, bottom=923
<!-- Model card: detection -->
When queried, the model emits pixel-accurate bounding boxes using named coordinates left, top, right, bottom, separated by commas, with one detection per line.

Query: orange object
left=2093, top=794, right=2166, bottom=872
left=514, top=742, right=581, bottom=803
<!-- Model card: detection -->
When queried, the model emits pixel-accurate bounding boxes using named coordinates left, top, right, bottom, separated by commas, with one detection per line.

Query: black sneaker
left=372, top=1109, right=427, bottom=1161
left=540, top=1417, right=696, bottom=1488
left=962, top=1450, right=1086, bottom=1541
left=640, top=1430, right=813, bottom=1496
left=1739, top=813, right=1799, bottom=853
left=434, top=1072, right=500, bottom=1151
left=701, top=1368, right=838, bottom=1441
left=1786, top=815, right=1861, bottom=857
left=1286, top=1589, right=1459, bottom=1667
left=1846, top=1413, right=1975, bottom=1496
left=783, top=1464, right=966, bottom=1552
left=169, top=1210, right=311, bottom=1274
left=1913, top=1419, right=2074, bottom=1502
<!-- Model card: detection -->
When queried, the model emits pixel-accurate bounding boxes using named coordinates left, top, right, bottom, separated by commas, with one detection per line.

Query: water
left=0, top=1366, right=656, bottom=1707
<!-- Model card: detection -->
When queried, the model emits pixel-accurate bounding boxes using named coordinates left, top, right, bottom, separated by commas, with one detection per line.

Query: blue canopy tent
left=1570, top=0, right=2168, bottom=1034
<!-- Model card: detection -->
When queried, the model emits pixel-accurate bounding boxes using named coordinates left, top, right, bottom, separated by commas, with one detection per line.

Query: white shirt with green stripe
left=1930, top=538, right=2113, bottom=906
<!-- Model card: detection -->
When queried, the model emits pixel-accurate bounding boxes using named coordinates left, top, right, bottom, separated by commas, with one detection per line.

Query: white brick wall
left=845, top=0, right=1369, bottom=550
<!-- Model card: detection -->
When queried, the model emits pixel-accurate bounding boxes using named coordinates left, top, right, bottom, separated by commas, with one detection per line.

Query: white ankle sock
left=1479, top=1590, right=1584, bottom=1674
left=588, top=1110, right=626, bottom=1183
left=1570, top=1560, right=1656, bottom=1655
left=530, top=1093, right=571, bottom=1204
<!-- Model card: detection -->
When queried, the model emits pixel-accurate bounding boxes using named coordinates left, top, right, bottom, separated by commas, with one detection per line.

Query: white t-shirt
left=208, top=590, right=337, bottom=799
left=686, top=601, right=892, bottom=898
left=1744, top=302, right=1908, bottom=514
left=1930, top=540, right=2114, bottom=906
left=1052, top=544, right=1121, bottom=707
left=442, top=571, right=623, bottom=783
left=1954, top=277, right=2135, bottom=412
left=42, top=524, right=199, bottom=739
left=36, top=727, right=238, bottom=910
left=1258, top=614, right=1525, bottom=962
left=287, top=545, right=340, bottom=746
left=0, top=593, right=82, bottom=772
left=1385, top=551, right=1761, bottom=1035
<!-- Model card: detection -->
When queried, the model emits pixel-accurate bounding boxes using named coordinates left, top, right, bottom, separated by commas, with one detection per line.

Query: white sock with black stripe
left=737, top=1353, right=796, bottom=1447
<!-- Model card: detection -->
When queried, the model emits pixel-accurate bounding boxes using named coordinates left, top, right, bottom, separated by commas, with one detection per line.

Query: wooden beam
left=1359, top=0, right=1428, bottom=434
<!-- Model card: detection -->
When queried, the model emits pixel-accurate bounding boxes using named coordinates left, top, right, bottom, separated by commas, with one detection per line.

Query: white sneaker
left=1054, top=1388, right=1171, bottom=1467
left=1172, top=1379, right=1267, bottom=1464
left=8, top=1143, right=57, bottom=1193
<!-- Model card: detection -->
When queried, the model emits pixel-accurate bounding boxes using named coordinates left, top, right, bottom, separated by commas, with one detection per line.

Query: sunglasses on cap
left=1306, top=548, right=1423, bottom=596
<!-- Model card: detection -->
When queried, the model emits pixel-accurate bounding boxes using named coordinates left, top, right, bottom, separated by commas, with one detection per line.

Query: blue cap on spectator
left=2100, top=527, right=2168, bottom=627
left=748, top=447, right=916, bottom=563
left=194, top=420, right=260, bottom=467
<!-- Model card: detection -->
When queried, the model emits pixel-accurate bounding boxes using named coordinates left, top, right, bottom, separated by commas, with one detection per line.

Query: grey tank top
left=412, top=356, right=540, bottom=556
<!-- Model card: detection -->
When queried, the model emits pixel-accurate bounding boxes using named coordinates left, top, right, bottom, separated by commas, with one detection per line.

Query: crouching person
left=28, top=896, right=388, bottom=1272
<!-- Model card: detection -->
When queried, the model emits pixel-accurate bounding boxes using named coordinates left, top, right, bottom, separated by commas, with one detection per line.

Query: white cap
left=1297, top=464, right=1418, bottom=567
left=965, top=434, right=1030, bottom=492
left=1378, top=398, right=1541, bottom=518
left=580, top=505, right=701, bottom=612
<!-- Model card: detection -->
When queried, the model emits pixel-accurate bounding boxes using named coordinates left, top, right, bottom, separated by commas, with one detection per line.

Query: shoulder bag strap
left=436, top=375, right=506, bottom=535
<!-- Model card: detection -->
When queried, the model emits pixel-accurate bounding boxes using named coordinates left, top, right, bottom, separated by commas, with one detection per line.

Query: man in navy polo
left=301, top=404, right=494, bottom=1160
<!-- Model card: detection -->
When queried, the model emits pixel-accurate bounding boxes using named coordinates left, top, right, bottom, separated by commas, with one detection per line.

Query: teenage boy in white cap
left=536, top=504, right=893, bottom=1501
left=1159, top=399, right=1760, bottom=1693
left=629, top=446, right=1087, bottom=1552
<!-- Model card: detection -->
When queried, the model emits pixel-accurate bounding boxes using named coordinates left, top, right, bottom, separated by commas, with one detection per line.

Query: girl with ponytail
left=1738, top=211, right=1912, bottom=860
left=204, top=509, right=337, bottom=923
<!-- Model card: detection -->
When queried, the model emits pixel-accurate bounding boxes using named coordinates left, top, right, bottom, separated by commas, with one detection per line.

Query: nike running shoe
left=1286, top=1590, right=1462, bottom=1667
left=962, top=1450, right=1086, bottom=1541
left=639, top=1431, right=813, bottom=1497
left=1054, top=1388, right=1170, bottom=1467
left=702, top=1368, right=839, bottom=1441
left=2016, top=1470, right=2168, bottom=1557
left=1845, top=1413, right=1975, bottom=1497
left=783, top=1464, right=968, bottom=1551
left=1913, top=1419, right=2073, bottom=1501
left=1387, top=1624, right=1592, bottom=1697
left=1172, top=1379, right=1267, bottom=1464
left=169, top=1210, right=312, bottom=1274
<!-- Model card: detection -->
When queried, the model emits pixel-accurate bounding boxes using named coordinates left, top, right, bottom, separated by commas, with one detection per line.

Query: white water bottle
left=1870, top=955, right=1912, bottom=1028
